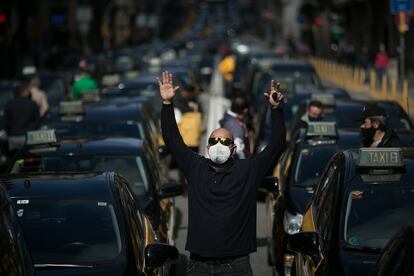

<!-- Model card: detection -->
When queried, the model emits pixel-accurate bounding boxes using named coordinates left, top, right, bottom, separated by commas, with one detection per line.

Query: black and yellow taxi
left=370, top=219, right=414, bottom=276
left=287, top=148, right=414, bottom=276
left=9, top=129, right=183, bottom=245
left=40, top=101, right=160, bottom=156
left=1, top=172, right=178, bottom=276
left=263, top=122, right=361, bottom=276
left=0, top=181, right=34, bottom=276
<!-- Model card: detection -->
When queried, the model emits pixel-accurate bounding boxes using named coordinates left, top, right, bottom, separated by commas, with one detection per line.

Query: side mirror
left=288, top=232, right=321, bottom=264
left=145, top=243, right=178, bottom=273
left=158, top=181, right=184, bottom=199
left=258, top=176, right=278, bottom=195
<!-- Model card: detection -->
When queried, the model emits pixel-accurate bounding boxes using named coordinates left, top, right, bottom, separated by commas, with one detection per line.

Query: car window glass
left=344, top=186, right=414, bottom=249
left=13, top=156, right=149, bottom=197
left=294, top=148, right=338, bottom=188
left=14, top=198, right=122, bottom=264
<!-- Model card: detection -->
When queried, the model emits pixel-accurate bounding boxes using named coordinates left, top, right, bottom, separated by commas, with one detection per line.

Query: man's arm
left=161, top=103, right=201, bottom=174
left=251, top=106, right=286, bottom=180
left=251, top=80, right=287, bottom=181
left=158, top=71, right=202, bottom=175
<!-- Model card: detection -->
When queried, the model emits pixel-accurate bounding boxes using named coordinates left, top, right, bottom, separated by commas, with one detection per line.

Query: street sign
left=391, top=0, right=413, bottom=14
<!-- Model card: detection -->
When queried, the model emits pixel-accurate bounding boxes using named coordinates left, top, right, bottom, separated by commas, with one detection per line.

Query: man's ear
left=372, top=120, right=380, bottom=129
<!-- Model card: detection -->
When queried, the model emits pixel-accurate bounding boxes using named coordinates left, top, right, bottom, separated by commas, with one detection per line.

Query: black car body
left=9, top=134, right=183, bottom=245
left=265, top=123, right=361, bottom=275
left=370, top=219, right=414, bottom=276
left=41, top=101, right=160, bottom=155
left=288, top=148, right=414, bottom=276
left=0, top=182, right=34, bottom=276
left=2, top=172, right=178, bottom=276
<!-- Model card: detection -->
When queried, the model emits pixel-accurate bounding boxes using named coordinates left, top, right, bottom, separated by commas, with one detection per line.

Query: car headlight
left=283, top=211, right=303, bottom=235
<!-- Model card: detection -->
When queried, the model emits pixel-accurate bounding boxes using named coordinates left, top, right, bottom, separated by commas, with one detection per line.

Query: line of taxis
left=259, top=106, right=414, bottom=275
left=0, top=93, right=184, bottom=274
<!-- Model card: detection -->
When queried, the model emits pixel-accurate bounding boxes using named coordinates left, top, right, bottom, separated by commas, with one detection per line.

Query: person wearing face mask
left=292, top=100, right=324, bottom=136
left=158, top=71, right=286, bottom=276
left=359, top=105, right=401, bottom=147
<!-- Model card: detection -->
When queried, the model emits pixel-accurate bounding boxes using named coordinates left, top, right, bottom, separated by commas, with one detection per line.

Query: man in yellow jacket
left=218, top=52, right=236, bottom=98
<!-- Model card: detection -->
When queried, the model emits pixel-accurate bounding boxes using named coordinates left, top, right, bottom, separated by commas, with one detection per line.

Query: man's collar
left=208, top=157, right=234, bottom=173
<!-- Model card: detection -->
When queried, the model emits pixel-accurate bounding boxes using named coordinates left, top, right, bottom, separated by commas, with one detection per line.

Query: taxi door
left=295, top=159, right=342, bottom=276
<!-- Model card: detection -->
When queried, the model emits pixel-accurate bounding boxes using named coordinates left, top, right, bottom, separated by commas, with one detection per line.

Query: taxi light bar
left=25, top=129, right=58, bottom=146
left=311, top=93, right=335, bottom=106
left=59, top=101, right=84, bottom=115
left=357, top=148, right=404, bottom=168
left=81, top=91, right=101, bottom=102
left=306, top=122, right=337, bottom=138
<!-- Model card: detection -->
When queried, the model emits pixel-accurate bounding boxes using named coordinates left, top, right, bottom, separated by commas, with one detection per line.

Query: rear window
left=14, top=198, right=123, bottom=264
left=41, top=121, right=143, bottom=139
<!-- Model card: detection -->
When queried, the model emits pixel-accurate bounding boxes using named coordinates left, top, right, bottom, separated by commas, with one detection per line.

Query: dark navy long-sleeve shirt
left=161, top=103, right=286, bottom=257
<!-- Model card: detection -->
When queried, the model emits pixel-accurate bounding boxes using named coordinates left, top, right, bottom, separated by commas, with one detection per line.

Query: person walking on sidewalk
left=219, top=95, right=251, bottom=159
left=158, top=71, right=286, bottom=276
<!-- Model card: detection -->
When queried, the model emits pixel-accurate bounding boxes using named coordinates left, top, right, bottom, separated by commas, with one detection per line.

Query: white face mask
left=208, top=143, right=231, bottom=164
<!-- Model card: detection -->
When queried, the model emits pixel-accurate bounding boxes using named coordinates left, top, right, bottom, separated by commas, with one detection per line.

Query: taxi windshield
left=294, top=147, right=337, bottom=187
left=13, top=156, right=149, bottom=197
left=41, top=121, right=144, bottom=139
left=344, top=185, right=414, bottom=249
left=14, top=198, right=123, bottom=264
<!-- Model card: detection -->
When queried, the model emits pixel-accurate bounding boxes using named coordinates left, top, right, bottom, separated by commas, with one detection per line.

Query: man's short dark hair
left=231, top=96, right=249, bottom=114
left=308, top=100, right=323, bottom=109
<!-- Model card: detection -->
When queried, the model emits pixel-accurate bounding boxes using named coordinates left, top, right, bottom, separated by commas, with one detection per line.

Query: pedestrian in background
left=374, top=43, right=389, bottom=85
left=158, top=71, right=286, bottom=276
left=2, top=84, right=41, bottom=151
left=359, top=105, right=401, bottom=148
left=175, top=84, right=204, bottom=153
left=219, top=95, right=251, bottom=159
left=291, top=100, right=324, bottom=136
left=28, top=75, right=49, bottom=116
left=72, top=59, right=98, bottom=100
left=218, top=51, right=235, bottom=98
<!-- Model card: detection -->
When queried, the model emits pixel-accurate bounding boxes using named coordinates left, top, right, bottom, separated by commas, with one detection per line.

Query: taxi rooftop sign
left=311, top=93, right=335, bottom=106
left=59, top=101, right=84, bottom=115
left=357, top=148, right=404, bottom=168
left=26, top=129, right=58, bottom=146
left=306, top=122, right=337, bottom=137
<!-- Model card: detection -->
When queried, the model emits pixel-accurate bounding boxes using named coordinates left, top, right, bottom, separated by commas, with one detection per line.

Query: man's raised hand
left=263, top=80, right=284, bottom=108
left=157, top=71, right=179, bottom=104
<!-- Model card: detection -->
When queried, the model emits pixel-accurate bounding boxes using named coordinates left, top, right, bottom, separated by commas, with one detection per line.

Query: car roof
left=21, top=138, right=145, bottom=157
left=120, top=77, right=158, bottom=86
left=298, top=129, right=362, bottom=148
left=49, top=102, right=143, bottom=122
left=1, top=172, right=114, bottom=199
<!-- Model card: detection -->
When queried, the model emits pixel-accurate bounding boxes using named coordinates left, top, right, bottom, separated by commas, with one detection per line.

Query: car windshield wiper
left=344, top=244, right=383, bottom=254
left=35, top=264, right=93, bottom=270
